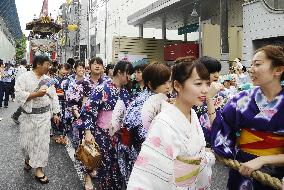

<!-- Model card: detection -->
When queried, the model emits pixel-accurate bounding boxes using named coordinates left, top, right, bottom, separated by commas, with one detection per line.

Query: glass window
left=263, top=0, right=284, bottom=10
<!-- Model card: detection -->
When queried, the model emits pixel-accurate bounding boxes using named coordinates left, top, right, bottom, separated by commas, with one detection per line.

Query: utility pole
left=87, top=0, right=90, bottom=60
left=220, top=0, right=229, bottom=73
left=104, top=0, right=107, bottom=60
left=64, top=28, right=67, bottom=63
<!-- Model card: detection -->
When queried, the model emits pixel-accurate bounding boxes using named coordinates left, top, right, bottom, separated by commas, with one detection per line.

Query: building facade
left=57, top=0, right=81, bottom=64
left=0, top=0, right=22, bottom=62
left=242, top=0, right=284, bottom=66
left=89, top=0, right=184, bottom=63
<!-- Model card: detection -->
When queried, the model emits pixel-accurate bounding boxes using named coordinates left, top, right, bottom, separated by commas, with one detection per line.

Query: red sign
left=164, top=43, right=199, bottom=61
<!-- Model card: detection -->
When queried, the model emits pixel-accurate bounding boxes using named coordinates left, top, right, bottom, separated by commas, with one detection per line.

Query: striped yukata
left=15, top=71, right=60, bottom=168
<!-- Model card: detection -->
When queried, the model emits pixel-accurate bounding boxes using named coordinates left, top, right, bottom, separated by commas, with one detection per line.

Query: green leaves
left=15, top=34, right=27, bottom=62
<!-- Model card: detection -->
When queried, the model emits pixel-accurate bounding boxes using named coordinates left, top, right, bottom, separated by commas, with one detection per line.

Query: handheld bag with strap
left=75, top=139, right=102, bottom=170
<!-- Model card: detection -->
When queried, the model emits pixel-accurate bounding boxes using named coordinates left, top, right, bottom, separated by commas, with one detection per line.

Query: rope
left=215, top=154, right=282, bottom=190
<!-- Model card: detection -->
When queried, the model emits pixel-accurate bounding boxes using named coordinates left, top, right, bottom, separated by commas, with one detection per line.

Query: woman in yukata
left=127, top=60, right=215, bottom=189
left=51, top=63, right=71, bottom=144
left=130, top=64, right=147, bottom=99
left=63, top=61, right=90, bottom=140
left=193, top=56, right=225, bottom=145
left=80, top=61, right=134, bottom=190
left=207, top=45, right=284, bottom=190
left=70, top=57, right=110, bottom=186
left=118, top=62, right=171, bottom=185
left=85, top=57, right=110, bottom=91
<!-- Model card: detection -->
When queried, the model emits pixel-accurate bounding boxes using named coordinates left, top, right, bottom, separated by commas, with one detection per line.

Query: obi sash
left=239, top=128, right=284, bottom=156
left=120, top=127, right=130, bottom=147
left=174, top=156, right=201, bottom=187
left=97, top=110, right=112, bottom=130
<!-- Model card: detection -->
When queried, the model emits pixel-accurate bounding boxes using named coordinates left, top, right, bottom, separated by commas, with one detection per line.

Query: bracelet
left=208, top=111, right=216, bottom=116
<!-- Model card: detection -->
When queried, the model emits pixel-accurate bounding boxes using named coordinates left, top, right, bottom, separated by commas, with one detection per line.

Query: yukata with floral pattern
left=85, top=74, right=110, bottom=93
left=63, top=74, right=91, bottom=126
left=127, top=101, right=215, bottom=190
left=51, top=75, right=67, bottom=136
left=194, top=90, right=229, bottom=144
left=80, top=80, right=131, bottom=190
left=72, top=74, right=110, bottom=149
left=118, top=89, right=156, bottom=184
left=130, top=82, right=145, bottom=100
left=211, top=86, right=284, bottom=190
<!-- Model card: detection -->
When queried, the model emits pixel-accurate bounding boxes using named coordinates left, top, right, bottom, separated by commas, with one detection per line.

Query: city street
left=0, top=0, right=283, bottom=189
left=0, top=101, right=229, bottom=190
left=0, top=102, right=82, bottom=190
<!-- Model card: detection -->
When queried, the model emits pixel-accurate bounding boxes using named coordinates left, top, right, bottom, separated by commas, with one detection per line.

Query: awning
left=127, top=0, right=200, bottom=30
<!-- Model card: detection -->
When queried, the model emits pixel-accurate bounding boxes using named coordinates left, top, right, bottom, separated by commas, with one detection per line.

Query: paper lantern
left=66, top=0, right=73, bottom=5
left=68, top=24, right=78, bottom=31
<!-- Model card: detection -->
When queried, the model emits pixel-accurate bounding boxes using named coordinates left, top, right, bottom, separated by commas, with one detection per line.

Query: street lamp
left=191, top=2, right=202, bottom=58
left=191, top=3, right=198, bottom=17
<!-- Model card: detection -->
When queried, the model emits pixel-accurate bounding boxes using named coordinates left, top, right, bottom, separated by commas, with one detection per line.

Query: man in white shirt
left=11, top=59, right=28, bottom=124
left=15, top=59, right=28, bottom=80
left=0, top=63, right=14, bottom=108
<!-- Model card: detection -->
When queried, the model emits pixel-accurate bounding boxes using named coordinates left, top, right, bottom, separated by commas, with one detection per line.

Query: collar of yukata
left=255, top=87, right=284, bottom=111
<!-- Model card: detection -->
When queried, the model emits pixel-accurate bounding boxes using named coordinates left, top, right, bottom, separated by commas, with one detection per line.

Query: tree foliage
left=15, top=35, right=27, bottom=62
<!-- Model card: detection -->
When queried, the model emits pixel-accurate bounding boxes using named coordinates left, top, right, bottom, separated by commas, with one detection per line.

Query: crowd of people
left=0, top=59, right=29, bottom=121
left=0, top=44, right=284, bottom=190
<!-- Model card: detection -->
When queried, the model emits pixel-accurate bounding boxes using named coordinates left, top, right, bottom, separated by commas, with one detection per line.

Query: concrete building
left=78, top=0, right=89, bottom=61
left=242, top=0, right=284, bottom=66
left=89, top=0, right=186, bottom=63
left=57, top=0, right=81, bottom=64
left=88, top=0, right=284, bottom=70
left=127, top=0, right=244, bottom=72
left=0, top=0, right=22, bottom=62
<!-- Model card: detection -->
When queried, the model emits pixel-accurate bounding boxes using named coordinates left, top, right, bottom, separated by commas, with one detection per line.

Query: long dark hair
left=172, top=60, right=209, bottom=93
left=113, top=61, right=134, bottom=76
left=105, top=63, right=115, bottom=75
left=197, top=56, right=221, bottom=74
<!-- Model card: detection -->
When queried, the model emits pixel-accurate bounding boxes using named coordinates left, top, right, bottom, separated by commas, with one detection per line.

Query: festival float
left=26, top=0, right=61, bottom=64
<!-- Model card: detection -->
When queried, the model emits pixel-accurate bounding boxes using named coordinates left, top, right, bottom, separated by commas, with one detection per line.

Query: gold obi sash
left=239, top=128, right=284, bottom=156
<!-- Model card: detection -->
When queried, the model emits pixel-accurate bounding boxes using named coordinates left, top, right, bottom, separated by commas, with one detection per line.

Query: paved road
left=0, top=101, right=82, bottom=190
left=0, top=101, right=229, bottom=190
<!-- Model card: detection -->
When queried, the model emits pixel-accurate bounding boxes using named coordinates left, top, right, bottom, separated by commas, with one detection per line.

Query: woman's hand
left=239, top=157, right=265, bottom=177
left=85, top=130, right=95, bottom=143
left=72, top=106, right=80, bottom=118
left=206, top=82, right=224, bottom=100
left=53, top=115, right=60, bottom=126
left=108, top=124, right=116, bottom=136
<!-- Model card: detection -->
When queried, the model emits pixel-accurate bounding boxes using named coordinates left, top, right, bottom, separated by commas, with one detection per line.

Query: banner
left=118, top=53, right=148, bottom=67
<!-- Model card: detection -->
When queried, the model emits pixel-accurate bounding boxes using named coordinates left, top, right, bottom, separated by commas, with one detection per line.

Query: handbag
left=75, top=139, right=102, bottom=170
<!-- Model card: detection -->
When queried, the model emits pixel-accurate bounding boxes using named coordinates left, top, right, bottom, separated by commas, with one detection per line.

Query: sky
left=15, top=0, right=66, bottom=36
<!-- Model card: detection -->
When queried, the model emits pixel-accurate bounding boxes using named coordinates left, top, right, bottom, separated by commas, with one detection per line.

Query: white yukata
left=15, top=71, right=60, bottom=168
left=127, top=101, right=215, bottom=190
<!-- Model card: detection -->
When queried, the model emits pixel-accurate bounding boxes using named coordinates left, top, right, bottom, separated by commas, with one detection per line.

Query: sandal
left=55, top=136, right=67, bottom=145
left=35, top=175, right=49, bottom=184
left=24, top=160, right=32, bottom=171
